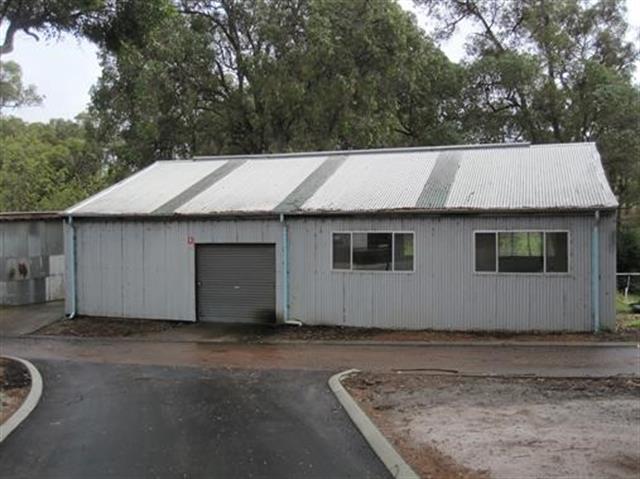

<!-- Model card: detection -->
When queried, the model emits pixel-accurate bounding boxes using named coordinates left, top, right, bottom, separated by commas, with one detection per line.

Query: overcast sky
left=4, top=0, right=640, bottom=123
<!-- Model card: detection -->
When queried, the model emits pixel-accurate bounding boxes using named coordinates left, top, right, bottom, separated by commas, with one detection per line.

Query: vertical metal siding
left=599, top=212, right=617, bottom=330
left=71, top=213, right=615, bottom=331
left=287, top=214, right=610, bottom=332
left=73, top=219, right=282, bottom=321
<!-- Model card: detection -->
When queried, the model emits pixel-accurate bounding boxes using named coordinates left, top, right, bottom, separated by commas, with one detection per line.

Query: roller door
left=196, top=244, right=276, bottom=323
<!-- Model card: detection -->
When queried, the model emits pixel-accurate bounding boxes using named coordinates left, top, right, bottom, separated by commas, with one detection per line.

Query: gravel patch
left=345, top=373, right=640, bottom=479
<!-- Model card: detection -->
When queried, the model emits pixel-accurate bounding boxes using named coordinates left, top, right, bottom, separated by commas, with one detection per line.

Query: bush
left=617, top=226, right=640, bottom=293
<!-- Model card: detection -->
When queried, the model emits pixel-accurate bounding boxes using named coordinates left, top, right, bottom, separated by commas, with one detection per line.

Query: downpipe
left=66, top=215, right=77, bottom=319
left=280, top=214, right=302, bottom=327
left=591, top=210, right=600, bottom=333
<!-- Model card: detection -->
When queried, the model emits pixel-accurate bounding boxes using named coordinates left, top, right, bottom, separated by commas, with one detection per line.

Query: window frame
left=330, top=231, right=416, bottom=274
left=473, top=229, right=571, bottom=276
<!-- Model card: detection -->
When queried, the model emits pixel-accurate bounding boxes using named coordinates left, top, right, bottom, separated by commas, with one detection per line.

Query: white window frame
left=473, top=230, right=571, bottom=276
left=330, top=231, right=416, bottom=274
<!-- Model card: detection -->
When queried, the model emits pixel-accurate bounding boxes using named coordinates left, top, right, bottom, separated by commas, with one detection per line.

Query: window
left=332, top=233, right=351, bottom=270
left=332, top=232, right=414, bottom=272
left=474, top=231, right=569, bottom=274
left=475, top=233, right=497, bottom=272
left=499, top=232, right=543, bottom=273
left=353, top=233, right=392, bottom=270
left=545, top=232, right=568, bottom=273
left=394, top=233, right=414, bottom=271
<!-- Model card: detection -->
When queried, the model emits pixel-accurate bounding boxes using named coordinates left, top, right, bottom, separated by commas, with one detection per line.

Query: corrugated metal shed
left=67, top=143, right=618, bottom=216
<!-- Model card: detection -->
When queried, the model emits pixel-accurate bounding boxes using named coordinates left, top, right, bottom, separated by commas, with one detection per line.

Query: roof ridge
left=190, top=142, right=531, bottom=161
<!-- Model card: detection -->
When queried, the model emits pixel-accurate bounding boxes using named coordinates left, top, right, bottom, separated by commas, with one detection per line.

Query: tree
left=0, top=116, right=107, bottom=211
left=617, top=225, right=640, bottom=275
left=0, top=0, right=168, bottom=55
left=88, top=0, right=464, bottom=171
left=416, top=0, right=640, bottom=210
left=0, top=60, right=42, bottom=109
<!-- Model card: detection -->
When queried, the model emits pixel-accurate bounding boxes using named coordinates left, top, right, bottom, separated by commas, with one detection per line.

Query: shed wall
left=66, top=219, right=282, bottom=321
left=1, top=219, right=64, bottom=305
left=66, top=213, right=615, bottom=331
left=287, top=213, right=615, bottom=331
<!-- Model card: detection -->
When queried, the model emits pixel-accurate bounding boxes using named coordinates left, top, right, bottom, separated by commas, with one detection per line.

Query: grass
left=615, top=291, right=639, bottom=314
left=616, top=291, right=640, bottom=331
left=625, top=317, right=640, bottom=329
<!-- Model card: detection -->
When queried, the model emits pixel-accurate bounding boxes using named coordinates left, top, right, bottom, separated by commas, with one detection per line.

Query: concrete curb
left=0, top=356, right=43, bottom=443
left=17, top=334, right=640, bottom=348
left=329, top=369, right=419, bottom=479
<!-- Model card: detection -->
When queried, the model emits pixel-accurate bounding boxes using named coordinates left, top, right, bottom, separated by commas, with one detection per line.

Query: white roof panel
left=176, top=156, right=326, bottom=214
left=68, top=161, right=227, bottom=215
left=302, top=151, right=438, bottom=211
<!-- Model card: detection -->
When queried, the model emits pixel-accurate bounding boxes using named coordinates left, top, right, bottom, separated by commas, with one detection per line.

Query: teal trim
left=67, top=216, right=77, bottom=319
left=591, top=211, right=600, bottom=332
left=281, top=215, right=289, bottom=322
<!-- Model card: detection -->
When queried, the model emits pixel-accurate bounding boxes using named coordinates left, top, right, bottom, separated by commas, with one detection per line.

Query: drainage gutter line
left=592, top=210, right=600, bottom=332
left=66, top=215, right=77, bottom=319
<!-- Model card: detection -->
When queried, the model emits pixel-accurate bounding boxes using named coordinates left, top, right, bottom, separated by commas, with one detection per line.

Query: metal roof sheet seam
left=65, top=142, right=618, bottom=216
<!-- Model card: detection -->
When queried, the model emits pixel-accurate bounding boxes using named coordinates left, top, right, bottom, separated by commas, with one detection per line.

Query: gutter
left=66, top=215, right=77, bottom=319
left=66, top=206, right=619, bottom=222
left=591, top=211, right=600, bottom=332
left=280, top=214, right=301, bottom=326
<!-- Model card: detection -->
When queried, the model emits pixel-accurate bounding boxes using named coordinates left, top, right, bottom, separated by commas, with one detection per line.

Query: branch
left=0, top=22, right=18, bottom=55
left=23, top=27, right=39, bottom=42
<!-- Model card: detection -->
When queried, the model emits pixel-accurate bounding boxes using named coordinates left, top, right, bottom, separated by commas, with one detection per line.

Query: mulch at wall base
left=0, top=357, right=31, bottom=424
left=33, top=317, right=182, bottom=338
left=31, top=315, right=639, bottom=342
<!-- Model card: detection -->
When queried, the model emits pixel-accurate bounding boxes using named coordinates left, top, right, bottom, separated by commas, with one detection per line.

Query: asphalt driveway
left=0, top=360, right=388, bottom=479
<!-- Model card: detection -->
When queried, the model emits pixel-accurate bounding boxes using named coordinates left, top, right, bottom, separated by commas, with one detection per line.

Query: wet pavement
left=0, top=301, right=63, bottom=336
left=0, top=360, right=388, bottom=479
left=2, top=335, right=639, bottom=377
left=1, top=329, right=637, bottom=479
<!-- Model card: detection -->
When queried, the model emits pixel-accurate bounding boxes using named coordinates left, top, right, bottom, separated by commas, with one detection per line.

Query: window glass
left=353, top=233, right=392, bottom=270
left=498, top=232, right=543, bottom=273
left=475, top=233, right=496, bottom=272
left=545, top=232, right=568, bottom=273
left=394, top=233, right=414, bottom=271
left=332, top=233, right=351, bottom=270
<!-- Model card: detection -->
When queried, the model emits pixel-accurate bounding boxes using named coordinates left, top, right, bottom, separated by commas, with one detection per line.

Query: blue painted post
left=66, top=215, right=77, bottom=319
left=281, top=214, right=289, bottom=323
left=591, top=211, right=600, bottom=332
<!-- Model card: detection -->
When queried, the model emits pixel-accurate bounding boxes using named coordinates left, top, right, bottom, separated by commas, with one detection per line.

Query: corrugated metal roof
left=67, top=142, right=618, bottom=216
left=177, top=156, right=326, bottom=214
left=68, top=161, right=226, bottom=215
left=303, top=151, right=438, bottom=212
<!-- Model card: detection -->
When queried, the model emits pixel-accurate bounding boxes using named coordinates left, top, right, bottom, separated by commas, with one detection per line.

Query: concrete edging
left=0, top=356, right=43, bottom=443
left=328, top=369, right=419, bottom=479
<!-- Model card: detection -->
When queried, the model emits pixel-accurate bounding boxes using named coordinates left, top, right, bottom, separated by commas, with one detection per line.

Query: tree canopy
left=0, top=60, right=42, bottom=108
left=416, top=0, right=640, bottom=211
left=88, top=0, right=464, bottom=170
left=0, top=0, right=638, bottom=219
left=0, top=116, right=107, bottom=211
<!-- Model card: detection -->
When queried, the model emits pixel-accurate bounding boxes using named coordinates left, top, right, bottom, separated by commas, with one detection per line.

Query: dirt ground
left=0, top=357, right=31, bottom=424
left=272, top=323, right=639, bottom=343
left=344, top=373, right=640, bottom=479
left=34, top=316, right=182, bottom=337
left=32, top=316, right=639, bottom=342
